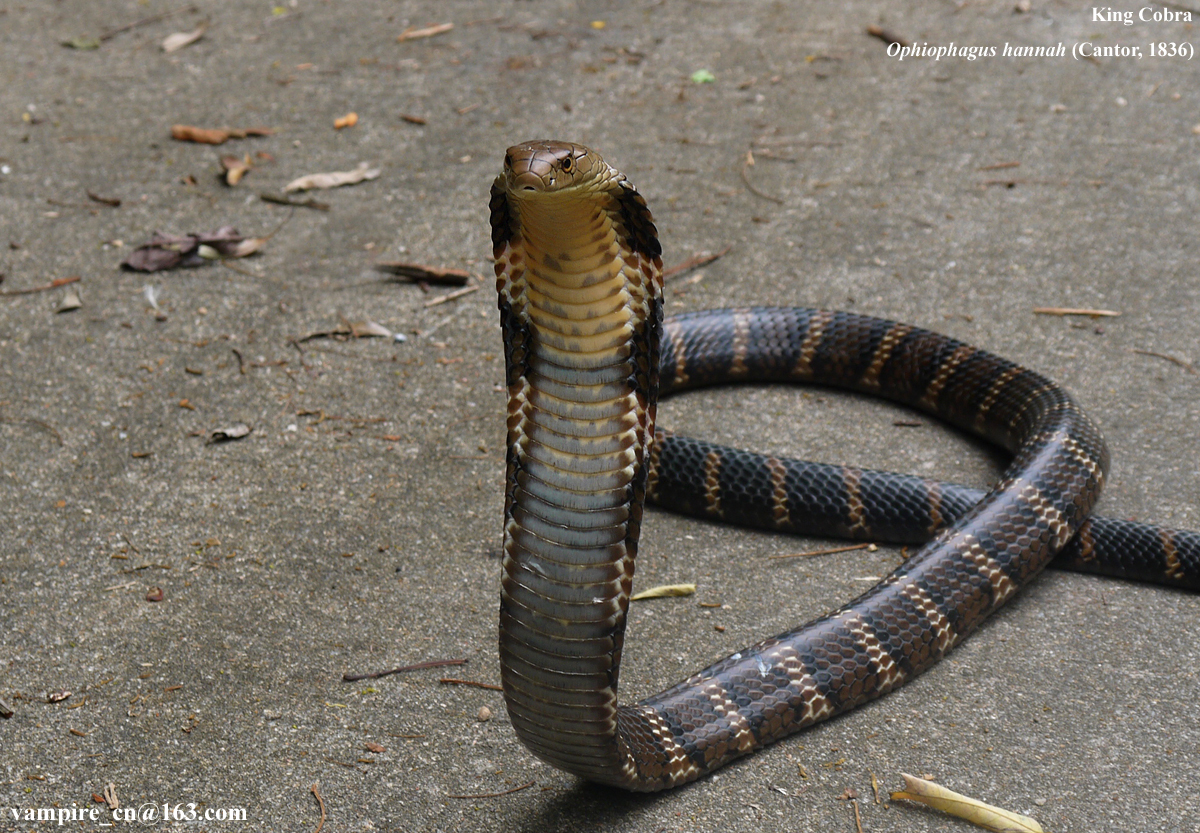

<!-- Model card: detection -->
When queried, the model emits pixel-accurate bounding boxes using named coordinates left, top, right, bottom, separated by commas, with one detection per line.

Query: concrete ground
left=1, top=1, right=1198, bottom=831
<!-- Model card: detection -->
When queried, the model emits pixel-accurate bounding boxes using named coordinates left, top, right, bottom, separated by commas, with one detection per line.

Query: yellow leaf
left=890, top=773, right=1044, bottom=833
left=630, top=583, right=696, bottom=601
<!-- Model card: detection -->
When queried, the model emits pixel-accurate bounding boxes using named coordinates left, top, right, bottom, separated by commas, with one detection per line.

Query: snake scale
left=489, top=139, right=1198, bottom=792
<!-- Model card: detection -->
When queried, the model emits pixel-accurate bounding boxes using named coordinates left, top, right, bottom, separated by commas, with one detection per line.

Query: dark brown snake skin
left=490, top=140, right=1194, bottom=792
left=651, top=310, right=1200, bottom=593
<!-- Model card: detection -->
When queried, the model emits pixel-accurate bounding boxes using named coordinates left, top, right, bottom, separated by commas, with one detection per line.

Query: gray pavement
left=1, top=1, right=1198, bottom=831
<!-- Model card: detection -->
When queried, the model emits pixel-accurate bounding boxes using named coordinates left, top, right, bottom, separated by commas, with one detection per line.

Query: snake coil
left=490, top=140, right=1193, bottom=791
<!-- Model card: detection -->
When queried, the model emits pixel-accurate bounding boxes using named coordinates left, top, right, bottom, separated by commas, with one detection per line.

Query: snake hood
left=491, top=140, right=663, bottom=261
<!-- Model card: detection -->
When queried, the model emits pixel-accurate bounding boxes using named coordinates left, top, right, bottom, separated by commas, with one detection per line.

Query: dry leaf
left=123, top=226, right=270, bottom=271
left=374, top=261, right=471, bottom=286
left=209, top=424, right=252, bottom=443
left=145, top=587, right=164, bottom=603
left=221, top=154, right=252, bottom=186
left=56, top=288, right=82, bottom=313
left=397, top=22, right=453, bottom=41
left=630, top=583, right=696, bottom=601
left=86, top=190, right=121, bottom=207
left=161, top=22, right=206, bottom=53
left=227, top=237, right=270, bottom=258
left=172, top=125, right=231, bottom=144
left=891, top=774, right=1045, bottom=833
left=170, top=125, right=274, bottom=145
left=334, top=112, right=358, bottom=129
left=348, top=319, right=393, bottom=339
left=283, top=162, right=380, bottom=192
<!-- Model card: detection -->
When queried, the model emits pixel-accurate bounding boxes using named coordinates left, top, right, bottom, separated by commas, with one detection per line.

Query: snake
left=489, top=139, right=1198, bottom=792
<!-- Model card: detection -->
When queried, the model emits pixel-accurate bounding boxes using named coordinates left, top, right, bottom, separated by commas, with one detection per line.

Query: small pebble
left=1034, top=798, right=1047, bottom=806
left=478, top=706, right=493, bottom=722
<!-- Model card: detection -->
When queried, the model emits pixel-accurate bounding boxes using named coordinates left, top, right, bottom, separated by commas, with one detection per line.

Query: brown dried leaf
left=145, top=587, right=164, bottom=602
left=374, top=261, right=471, bottom=286
left=171, top=125, right=275, bottom=145
left=86, top=190, right=121, bottom=207
left=364, top=742, right=386, bottom=753
left=171, top=125, right=232, bottom=145
left=124, top=226, right=263, bottom=271
left=283, top=162, right=380, bottom=192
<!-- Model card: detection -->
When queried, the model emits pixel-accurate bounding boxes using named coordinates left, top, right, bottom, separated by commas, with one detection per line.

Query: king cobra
left=489, top=139, right=1199, bottom=791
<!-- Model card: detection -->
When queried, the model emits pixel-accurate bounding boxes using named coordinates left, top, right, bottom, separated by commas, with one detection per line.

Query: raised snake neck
left=490, top=139, right=1110, bottom=791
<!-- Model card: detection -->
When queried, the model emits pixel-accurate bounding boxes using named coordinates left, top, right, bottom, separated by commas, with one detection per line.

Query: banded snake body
left=489, top=139, right=1199, bottom=792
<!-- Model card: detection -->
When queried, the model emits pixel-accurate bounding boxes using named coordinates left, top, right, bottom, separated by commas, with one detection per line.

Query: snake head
left=502, top=140, right=603, bottom=195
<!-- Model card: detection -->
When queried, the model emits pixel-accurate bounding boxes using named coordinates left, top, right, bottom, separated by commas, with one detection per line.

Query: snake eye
left=561, top=155, right=574, bottom=173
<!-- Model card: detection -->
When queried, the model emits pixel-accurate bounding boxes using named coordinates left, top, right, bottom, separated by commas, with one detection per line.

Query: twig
left=439, top=678, right=503, bottom=691
left=663, top=244, right=733, bottom=282
left=851, top=798, right=864, bottom=833
left=0, top=416, right=63, bottom=445
left=322, top=757, right=363, bottom=772
left=343, top=658, right=467, bottom=682
left=866, top=24, right=908, bottom=47
left=120, top=529, right=141, bottom=555
left=100, top=4, right=197, bottom=42
left=0, top=276, right=81, bottom=297
left=231, top=348, right=246, bottom=375
left=375, top=262, right=472, bottom=286
left=260, top=193, right=330, bottom=211
left=1032, top=306, right=1120, bottom=317
left=397, top=22, right=454, bottom=41
left=424, top=284, right=479, bottom=307
left=1133, top=348, right=1196, bottom=374
left=768, top=543, right=876, bottom=560
left=86, top=190, right=121, bottom=207
left=982, top=178, right=1068, bottom=187
left=976, top=161, right=1020, bottom=171
left=449, top=780, right=535, bottom=800
left=740, top=149, right=784, bottom=204
left=309, top=783, right=326, bottom=833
